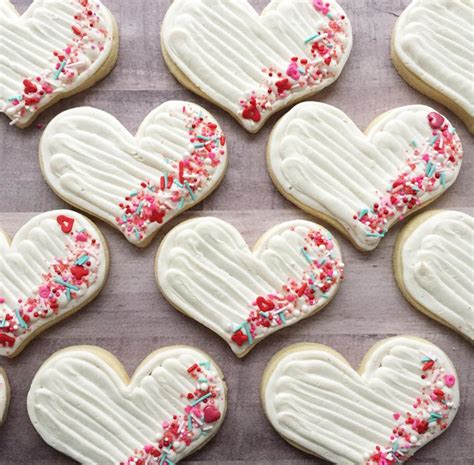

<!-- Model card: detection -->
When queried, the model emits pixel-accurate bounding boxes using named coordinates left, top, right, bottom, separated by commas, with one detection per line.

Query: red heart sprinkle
left=275, top=78, right=292, bottom=95
left=203, top=405, right=221, bottom=424
left=231, top=330, right=248, bottom=347
left=23, top=79, right=38, bottom=94
left=256, top=296, right=275, bottom=312
left=57, top=215, right=75, bottom=233
left=71, top=265, right=89, bottom=281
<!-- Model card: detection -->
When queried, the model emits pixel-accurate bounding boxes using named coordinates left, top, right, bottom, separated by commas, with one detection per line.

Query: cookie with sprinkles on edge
left=161, top=0, right=353, bottom=133
left=0, top=210, right=109, bottom=358
left=267, top=102, right=464, bottom=251
left=28, top=345, right=227, bottom=465
left=155, top=217, right=345, bottom=358
left=39, top=101, right=229, bottom=248
left=262, top=336, right=460, bottom=464
left=0, top=0, right=119, bottom=128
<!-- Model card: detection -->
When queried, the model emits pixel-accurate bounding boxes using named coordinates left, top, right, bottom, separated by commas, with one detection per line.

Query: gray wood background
left=0, top=1, right=472, bottom=464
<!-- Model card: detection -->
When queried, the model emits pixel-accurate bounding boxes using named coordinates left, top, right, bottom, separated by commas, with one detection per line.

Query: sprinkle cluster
left=355, top=112, right=463, bottom=238
left=230, top=229, right=344, bottom=348
left=366, top=354, right=457, bottom=465
left=115, top=106, right=226, bottom=242
left=0, top=215, right=101, bottom=350
left=241, top=0, right=349, bottom=123
left=4, top=0, right=109, bottom=125
left=122, top=361, right=223, bottom=465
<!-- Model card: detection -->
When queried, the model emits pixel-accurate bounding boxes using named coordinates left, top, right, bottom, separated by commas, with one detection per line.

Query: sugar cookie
left=40, top=102, right=228, bottom=247
left=394, top=210, right=473, bottom=343
left=392, top=0, right=474, bottom=134
left=161, top=0, right=352, bottom=133
left=156, top=218, right=344, bottom=357
left=28, top=345, right=227, bottom=465
left=262, top=336, right=460, bottom=464
left=0, top=210, right=109, bottom=357
left=267, top=103, right=463, bottom=251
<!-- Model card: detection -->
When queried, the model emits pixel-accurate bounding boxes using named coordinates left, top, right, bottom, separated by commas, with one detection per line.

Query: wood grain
left=0, top=1, right=472, bottom=464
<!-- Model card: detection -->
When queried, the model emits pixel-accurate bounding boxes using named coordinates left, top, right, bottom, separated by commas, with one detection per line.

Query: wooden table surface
left=0, top=1, right=472, bottom=464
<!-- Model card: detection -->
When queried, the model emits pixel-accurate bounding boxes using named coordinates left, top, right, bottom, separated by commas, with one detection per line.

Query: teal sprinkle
left=194, top=143, right=206, bottom=149
left=260, top=311, right=269, bottom=318
left=279, top=312, right=287, bottom=324
left=130, top=189, right=138, bottom=197
left=304, top=32, right=320, bottom=44
left=122, top=214, right=128, bottom=222
left=54, top=60, right=67, bottom=80
left=450, top=127, right=457, bottom=134
left=327, top=12, right=334, bottom=19
left=77, top=228, right=86, bottom=233
left=190, top=392, right=212, bottom=407
left=198, top=378, right=207, bottom=383
left=199, top=360, right=211, bottom=370
left=366, top=232, right=385, bottom=238
left=53, top=278, right=79, bottom=291
left=188, top=415, right=193, bottom=432
left=159, top=454, right=168, bottom=465
left=134, top=228, right=140, bottom=240
left=184, top=181, right=196, bottom=201
left=410, top=140, right=418, bottom=148
left=440, top=172, right=447, bottom=188
left=430, top=412, right=443, bottom=419
left=301, top=247, right=313, bottom=265
left=8, top=95, right=22, bottom=102
left=327, top=43, right=334, bottom=48
left=298, top=67, right=305, bottom=74
left=429, top=134, right=440, bottom=146
left=244, top=322, right=253, bottom=345
left=174, top=179, right=184, bottom=189
left=197, top=135, right=211, bottom=141
left=0, top=316, right=6, bottom=328
left=421, top=356, right=432, bottom=362
left=15, top=309, right=28, bottom=329
left=321, top=294, right=329, bottom=299
left=75, top=255, right=89, bottom=266
left=178, top=197, right=185, bottom=210
left=358, top=208, right=369, bottom=220
left=136, top=201, right=144, bottom=216
left=392, top=439, right=399, bottom=453
left=66, top=288, right=72, bottom=301
left=233, top=322, right=246, bottom=332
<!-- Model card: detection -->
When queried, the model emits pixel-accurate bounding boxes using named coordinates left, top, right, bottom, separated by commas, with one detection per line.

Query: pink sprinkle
left=444, top=374, right=456, bottom=387
left=286, top=62, right=300, bottom=81
left=162, top=421, right=169, bottom=429
left=39, top=286, right=50, bottom=299
left=76, top=232, right=88, bottom=242
left=393, top=412, right=400, bottom=420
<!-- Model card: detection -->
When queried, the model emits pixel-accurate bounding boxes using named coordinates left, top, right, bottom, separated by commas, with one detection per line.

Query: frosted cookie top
left=162, top=0, right=352, bottom=132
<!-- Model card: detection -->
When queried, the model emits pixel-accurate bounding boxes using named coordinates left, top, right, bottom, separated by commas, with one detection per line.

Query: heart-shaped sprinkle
left=268, top=103, right=463, bottom=251
left=394, top=210, right=474, bottom=343
left=162, top=0, right=352, bottom=132
left=0, top=211, right=108, bottom=358
left=262, top=337, right=460, bottom=464
left=56, top=214, right=75, bottom=234
left=392, top=0, right=474, bottom=134
left=28, top=346, right=227, bottom=464
left=40, top=102, right=228, bottom=247
left=156, top=218, right=344, bottom=357
left=1, top=0, right=117, bottom=127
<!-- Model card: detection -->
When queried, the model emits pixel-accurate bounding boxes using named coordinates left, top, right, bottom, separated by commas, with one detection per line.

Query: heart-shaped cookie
left=0, top=210, right=109, bottom=358
left=28, top=345, right=227, bottom=465
left=156, top=218, right=344, bottom=357
left=161, top=0, right=352, bottom=133
left=394, top=210, right=474, bottom=343
left=0, top=367, right=9, bottom=426
left=39, top=101, right=228, bottom=247
left=392, top=0, right=474, bottom=134
left=267, top=103, right=463, bottom=251
left=262, top=336, right=460, bottom=464
left=0, top=0, right=118, bottom=128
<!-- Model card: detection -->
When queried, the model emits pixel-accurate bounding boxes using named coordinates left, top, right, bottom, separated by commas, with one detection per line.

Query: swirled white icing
left=263, top=337, right=460, bottom=465
left=400, top=210, right=474, bottom=342
left=156, top=218, right=344, bottom=357
left=0, top=0, right=117, bottom=127
left=393, top=0, right=474, bottom=119
left=268, top=103, right=463, bottom=251
left=161, top=0, right=352, bottom=132
left=0, top=210, right=108, bottom=357
left=40, top=102, right=228, bottom=247
left=0, top=368, right=8, bottom=425
left=28, top=345, right=227, bottom=465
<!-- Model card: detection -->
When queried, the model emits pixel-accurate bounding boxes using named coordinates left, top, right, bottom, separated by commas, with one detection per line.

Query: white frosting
left=156, top=218, right=344, bottom=356
left=40, top=101, right=228, bottom=246
left=268, top=102, right=463, bottom=251
left=263, top=337, right=460, bottom=465
left=0, top=368, right=8, bottom=424
left=0, top=210, right=108, bottom=357
left=393, top=0, right=474, bottom=118
left=161, top=0, right=352, bottom=132
left=400, top=210, right=474, bottom=342
left=28, top=345, right=227, bottom=465
left=0, top=0, right=117, bottom=127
